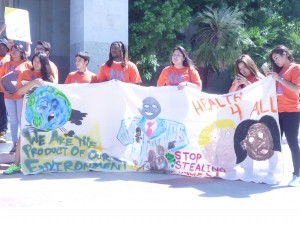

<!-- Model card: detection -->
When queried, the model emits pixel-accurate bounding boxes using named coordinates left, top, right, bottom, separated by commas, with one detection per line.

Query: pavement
left=0, top=125, right=300, bottom=225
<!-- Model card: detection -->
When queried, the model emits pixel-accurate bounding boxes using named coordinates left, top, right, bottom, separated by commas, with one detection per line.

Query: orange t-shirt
left=97, top=61, right=142, bottom=84
left=0, top=54, right=10, bottom=92
left=50, top=60, right=58, bottom=83
left=0, top=60, right=32, bottom=99
left=276, top=63, right=300, bottom=112
left=64, top=70, right=97, bottom=84
left=157, top=65, right=202, bottom=86
left=16, top=69, right=42, bottom=89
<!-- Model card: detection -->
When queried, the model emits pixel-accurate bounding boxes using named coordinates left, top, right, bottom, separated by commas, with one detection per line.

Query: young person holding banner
left=3, top=52, right=54, bottom=175
left=157, top=46, right=202, bottom=90
left=0, top=44, right=32, bottom=154
left=97, top=41, right=142, bottom=84
left=229, top=54, right=265, bottom=93
left=267, top=45, right=300, bottom=187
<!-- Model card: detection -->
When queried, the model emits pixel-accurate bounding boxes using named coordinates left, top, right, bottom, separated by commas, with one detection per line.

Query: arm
left=97, top=65, right=107, bottom=83
left=228, top=74, right=251, bottom=93
left=129, top=62, right=142, bottom=84
left=157, top=68, right=167, bottom=86
left=267, top=71, right=300, bottom=93
left=178, top=68, right=202, bottom=90
left=64, top=74, right=71, bottom=84
left=17, top=78, right=44, bottom=96
left=25, top=42, right=31, bottom=57
left=0, top=24, right=6, bottom=35
left=178, top=81, right=201, bottom=90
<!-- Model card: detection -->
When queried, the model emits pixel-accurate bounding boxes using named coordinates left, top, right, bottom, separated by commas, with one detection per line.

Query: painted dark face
left=139, top=97, right=161, bottom=120
left=240, top=123, right=274, bottom=161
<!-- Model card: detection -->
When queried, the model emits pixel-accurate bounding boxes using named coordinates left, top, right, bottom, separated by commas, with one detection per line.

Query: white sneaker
left=288, top=175, right=300, bottom=187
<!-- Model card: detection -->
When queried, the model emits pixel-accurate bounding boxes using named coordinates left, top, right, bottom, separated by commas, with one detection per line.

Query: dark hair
left=234, top=54, right=264, bottom=79
left=10, top=43, right=27, bottom=61
left=269, top=45, right=294, bottom=73
left=36, top=40, right=51, bottom=54
left=106, top=41, right=128, bottom=67
left=31, top=52, right=53, bottom=82
left=171, top=46, right=194, bottom=68
left=234, top=115, right=281, bottom=164
left=0, top=38, right=9, bottom=51
left=76, top=51, right=90, bottom=64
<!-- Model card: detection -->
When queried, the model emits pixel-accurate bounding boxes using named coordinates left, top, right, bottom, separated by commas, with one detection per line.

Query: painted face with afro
left=240, top=123, right=274, bottom=161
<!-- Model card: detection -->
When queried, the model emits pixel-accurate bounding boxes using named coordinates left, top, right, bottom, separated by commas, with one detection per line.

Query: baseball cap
left=0, top=38, right=9, bottom=50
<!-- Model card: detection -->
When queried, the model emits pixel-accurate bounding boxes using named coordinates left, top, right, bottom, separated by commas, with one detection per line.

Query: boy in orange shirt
left=64, top=51, right=97, bottom=84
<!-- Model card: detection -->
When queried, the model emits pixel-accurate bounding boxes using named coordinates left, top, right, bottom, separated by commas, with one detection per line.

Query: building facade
left=0, top=0, right=128, bottom=83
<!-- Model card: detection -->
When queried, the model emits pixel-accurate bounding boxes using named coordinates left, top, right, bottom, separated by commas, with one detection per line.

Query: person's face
left=10, top=47, right=21, bottom=60
left=110, top=43, right=122, bottom=60
left=172, top=49, right=185, bottom=67
left=35, top=44, right=49, bottom=55
left=241, top=123, right=274, bottom=161
left=33, top=56, right=42, bottom=72
left=75, top=56, right=87, bottom=71
left=238, top=62, right=251, bottom=77
left=0, top=44, right=8, bottom=57
left=272, top=52, right=287, bottom=68
left=139, top=97, right=161, bottom=120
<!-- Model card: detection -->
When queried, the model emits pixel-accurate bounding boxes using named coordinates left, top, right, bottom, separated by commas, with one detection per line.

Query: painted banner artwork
left=4, top=7, right=31, bottom=43
left=20, top=77, right=283, bottom=184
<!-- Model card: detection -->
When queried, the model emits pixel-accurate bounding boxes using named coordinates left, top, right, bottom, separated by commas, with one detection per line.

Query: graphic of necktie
left=146, top=121, right=154, bottom=137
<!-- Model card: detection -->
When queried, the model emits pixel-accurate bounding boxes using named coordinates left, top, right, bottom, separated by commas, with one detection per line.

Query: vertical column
left=70, top=0, right=128, bottom=75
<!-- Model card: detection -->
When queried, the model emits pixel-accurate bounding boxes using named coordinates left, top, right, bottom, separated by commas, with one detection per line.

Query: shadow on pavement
left=0, top=170, right=291, bottom=198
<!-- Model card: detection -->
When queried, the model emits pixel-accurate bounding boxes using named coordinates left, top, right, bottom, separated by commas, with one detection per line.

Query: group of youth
left=0, top=40, right=299, bottom=187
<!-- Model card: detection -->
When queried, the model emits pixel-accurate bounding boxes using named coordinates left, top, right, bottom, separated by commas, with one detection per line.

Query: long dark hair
left=269, top=45, right=294, bottom=73
left=10, top=43, right=27, bottom=61
left=234, top=54, right=264, bottom=79
left=105, top=41, right=128, bottom=68
left=31, top=52, right=53, bottom=82
left=171, top=46, right=195, bottom=68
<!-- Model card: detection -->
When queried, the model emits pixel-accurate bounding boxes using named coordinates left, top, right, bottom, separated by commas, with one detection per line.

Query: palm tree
left=190, top=5, right=252, bottom=92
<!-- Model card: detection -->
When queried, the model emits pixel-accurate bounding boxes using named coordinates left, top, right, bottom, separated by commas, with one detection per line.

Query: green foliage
left=190, top=5, right=251, bottom=72
left=129, top=0, right=192, bottom=81
left=136, top=54, right=160, bottom=81
left=129, top=0, right=300, bottom=86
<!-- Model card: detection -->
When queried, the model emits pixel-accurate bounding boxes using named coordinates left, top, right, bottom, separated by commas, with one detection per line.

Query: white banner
left=20, top=77, right=283, bottom=184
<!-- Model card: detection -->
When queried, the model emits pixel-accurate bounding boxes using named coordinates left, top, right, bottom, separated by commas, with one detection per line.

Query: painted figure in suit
left=117, top=96, right=188, bottom=166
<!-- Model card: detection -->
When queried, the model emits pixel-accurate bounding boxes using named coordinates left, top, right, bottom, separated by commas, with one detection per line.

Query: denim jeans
left=4, top=98, right=23, bottom=143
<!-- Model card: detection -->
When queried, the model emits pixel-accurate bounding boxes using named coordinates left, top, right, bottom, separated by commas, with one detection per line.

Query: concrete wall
left=1, top=0, right=129, bottom=83
left=1, top=0, right=70, bottom=83
left=70, top=0, right=128, bottom=75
